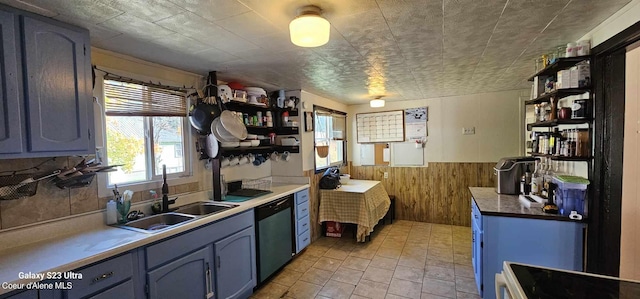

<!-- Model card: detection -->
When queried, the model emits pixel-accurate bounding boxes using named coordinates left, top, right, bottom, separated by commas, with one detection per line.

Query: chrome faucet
left=161, top=165, right=176, bottom=213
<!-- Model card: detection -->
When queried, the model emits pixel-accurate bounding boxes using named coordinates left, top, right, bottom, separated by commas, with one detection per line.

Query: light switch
left=462, top=127, right=476, bottom=135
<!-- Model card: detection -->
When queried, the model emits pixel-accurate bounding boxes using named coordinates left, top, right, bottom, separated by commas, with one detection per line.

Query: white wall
left=348, top=89, right=527, bottom=165
left=580, top=0, right=640, bottom=47
left=298, top=91, right=348, bottom=171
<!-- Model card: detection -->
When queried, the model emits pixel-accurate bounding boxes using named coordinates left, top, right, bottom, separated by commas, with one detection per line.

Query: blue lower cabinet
left=147, top=246, right=213, bottom=299
left=472, top=199, right=585, bottom=299
left=86, top=280, right=135, bottom=299
left=214, top=227, right=256, bottom=299
left=0, top=290, right=38, bottom=299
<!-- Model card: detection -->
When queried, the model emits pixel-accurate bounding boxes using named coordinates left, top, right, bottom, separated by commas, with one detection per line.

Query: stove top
left=510, top=263, right=640, bottom=299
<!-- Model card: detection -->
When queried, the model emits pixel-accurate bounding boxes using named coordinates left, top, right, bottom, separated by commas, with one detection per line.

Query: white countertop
left=331, top=179, right=380, bottom=193
left=0, top=182, right=308, bottom=295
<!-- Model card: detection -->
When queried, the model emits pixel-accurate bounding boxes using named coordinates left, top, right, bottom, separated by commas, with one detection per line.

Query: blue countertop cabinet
left=147, top=245, right=213, bottom=299
left=472, top=199, right=585, bottom=299
left=294, top=189, right=310, bottom=253
left=214, top=227, right=256, bottom=299
left=144, top=210, right=256, bottom=299
left=0, top=4, right=93, bottom=159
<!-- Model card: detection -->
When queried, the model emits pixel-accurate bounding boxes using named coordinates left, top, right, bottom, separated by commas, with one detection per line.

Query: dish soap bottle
left=106, top=200, right=117, bottom=225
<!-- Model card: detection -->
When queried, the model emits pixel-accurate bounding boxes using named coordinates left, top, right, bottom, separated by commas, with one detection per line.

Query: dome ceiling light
left=370, top=96, right=385, bottom=108
left=289, top=5, right=330, bottom=47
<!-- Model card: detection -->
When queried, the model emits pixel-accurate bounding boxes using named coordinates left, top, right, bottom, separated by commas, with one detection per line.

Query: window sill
left=96, top=173, right=198, bottom=198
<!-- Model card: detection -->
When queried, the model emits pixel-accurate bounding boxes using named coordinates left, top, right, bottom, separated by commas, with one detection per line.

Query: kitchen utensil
left=229, top=156, right=240, bottom=166
left=316, top=145, right=329, bottom=158
left=220, top=141, right=240, bottom=148
left=228, top=82, right=244, bottom=90
left=0, top=170, right=61, bottom=199
left=281, top=151, right=291, bottom=161
left=558, top=107, right=572, bottom=119
left=277, top=90, right=285, bottom=108
left=189, top=98, right=219, bottom=134
left=217, top=85, right=232, bottom=102
left=211, top=118, right=240, bottom=142
left=270, top=151, right=279, bottom=162
left=218, top=110, right=248, bottom=140
left=280, top=136, right=299, bottom=146
left=221, top=157, right=231, bottom=168
left=205, top=134, right=219, bottom=158
left=246, top=134, right=258, bottom=140
left=239, top=141, right=252, bottom=147
left=250, top=140, right=260, bottom=147
left=253, top=155, right=266, bottom=166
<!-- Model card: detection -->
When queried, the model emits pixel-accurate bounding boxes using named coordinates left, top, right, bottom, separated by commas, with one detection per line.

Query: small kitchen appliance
left=494, top=157, right=536, bottom=194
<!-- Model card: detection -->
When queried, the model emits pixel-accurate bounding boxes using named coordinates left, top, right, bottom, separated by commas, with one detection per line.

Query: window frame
left=95, top=70, right=195, bottom=198
left=313, top=105, right=347, bottom=173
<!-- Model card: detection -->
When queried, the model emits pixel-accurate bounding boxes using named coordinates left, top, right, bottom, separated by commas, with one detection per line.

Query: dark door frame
left=588, top=20, right=640, bottom=276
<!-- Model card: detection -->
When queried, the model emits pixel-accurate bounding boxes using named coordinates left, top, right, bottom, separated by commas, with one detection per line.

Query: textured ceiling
left=0, top=0, right=631, bottom=104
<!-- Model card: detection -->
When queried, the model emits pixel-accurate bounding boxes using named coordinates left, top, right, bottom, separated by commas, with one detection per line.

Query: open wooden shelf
left=528, top=56, right=591, bottom=81
left=525, top=87, right=591, bottom=105
left=528, top=153, right=592, bottom=161
left=527, top=118, right=591, bottom=130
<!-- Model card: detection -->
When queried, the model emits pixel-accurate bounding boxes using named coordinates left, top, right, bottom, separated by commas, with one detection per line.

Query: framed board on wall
left=356, top=110, right=405, bottom=143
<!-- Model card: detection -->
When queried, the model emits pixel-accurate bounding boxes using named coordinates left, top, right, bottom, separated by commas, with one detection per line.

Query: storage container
left=553, top=176, right=589, bottom=217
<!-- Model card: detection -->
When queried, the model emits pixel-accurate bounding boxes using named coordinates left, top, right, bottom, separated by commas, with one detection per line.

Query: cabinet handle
left=474, top=215, right=478, bottom=219
left=302, top=223, right=307, bottom=227
left=206, top=262, right=214, bottom=299
left=92, top=271, right=113, bottom=283
left=302, top=208, right=307, bottom=212
left=303, top=238, right=308, bottom=242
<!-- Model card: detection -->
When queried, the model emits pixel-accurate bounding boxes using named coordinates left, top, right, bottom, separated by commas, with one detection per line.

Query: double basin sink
left=118, top=201, right=238, bottom=233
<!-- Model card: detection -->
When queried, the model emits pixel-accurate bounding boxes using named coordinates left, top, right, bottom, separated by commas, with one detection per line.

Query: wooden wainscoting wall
left=350, top=163, right=496, bottom=227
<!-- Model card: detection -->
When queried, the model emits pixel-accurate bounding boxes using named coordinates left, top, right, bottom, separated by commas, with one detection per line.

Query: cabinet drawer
left=296, top=214, right=310, bottom=236
left=87, top=279, right=135, bottom=299
left=471, top=199, right=482, bottom=230
left=296, top=200, right=309, bottom=219
left=295, top=189, right=309, bottom=205
left=297, top=229, right=311, bottom=253
left=66, top=253, right=134, bottom=299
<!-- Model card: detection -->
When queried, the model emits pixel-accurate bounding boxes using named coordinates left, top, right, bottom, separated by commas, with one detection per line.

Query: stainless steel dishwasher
left=255, top=195, right=293, bottom=285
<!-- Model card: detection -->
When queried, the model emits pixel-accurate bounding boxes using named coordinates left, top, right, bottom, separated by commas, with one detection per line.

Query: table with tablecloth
left=318, top=179, right=390, bottom=242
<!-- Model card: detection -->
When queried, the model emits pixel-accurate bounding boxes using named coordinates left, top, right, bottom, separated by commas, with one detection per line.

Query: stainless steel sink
left=118, top=212, right=196, bottom=233
left=174, top=201, right=238, bottom=216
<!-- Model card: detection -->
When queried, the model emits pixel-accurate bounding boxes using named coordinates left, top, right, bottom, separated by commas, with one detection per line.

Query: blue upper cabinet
left=21, top=16, right=91, bottom=153
left=0, top=10, right=21, bottom=154
left=0, top=5, right=93, bottom=159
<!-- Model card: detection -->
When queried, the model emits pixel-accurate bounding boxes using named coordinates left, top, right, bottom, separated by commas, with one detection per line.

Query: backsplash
left=0, top=157, right=202, bottom=230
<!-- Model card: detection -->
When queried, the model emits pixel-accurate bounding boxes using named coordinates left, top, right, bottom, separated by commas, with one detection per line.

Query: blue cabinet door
left=21, top=16, right=91, bottom=153
left=214, top=227, right=256, bottom=299
left=147, top=246, right=213, bottom=299
left=472, top=219, right=483, bottom=296
left=0, top=9, right=22, bottom=154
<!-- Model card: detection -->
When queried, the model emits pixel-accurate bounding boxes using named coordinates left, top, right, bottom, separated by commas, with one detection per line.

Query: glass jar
left=557, top=45, right=567, bottom=59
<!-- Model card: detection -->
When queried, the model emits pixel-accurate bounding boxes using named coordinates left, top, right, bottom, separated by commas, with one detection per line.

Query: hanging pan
left=188, top=93, right=220, bottom=135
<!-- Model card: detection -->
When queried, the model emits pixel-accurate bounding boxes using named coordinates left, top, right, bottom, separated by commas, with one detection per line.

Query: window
left=314, top=105, right=347, bottom=171
left=103, top=78, right=190, bottom=186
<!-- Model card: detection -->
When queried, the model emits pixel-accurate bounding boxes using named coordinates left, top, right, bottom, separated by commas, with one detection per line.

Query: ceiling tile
left=1, top=0, right=631, bottom=103
left=98, top=0, right=186, bottom=22
left=166, top=0, right=251, bottom=22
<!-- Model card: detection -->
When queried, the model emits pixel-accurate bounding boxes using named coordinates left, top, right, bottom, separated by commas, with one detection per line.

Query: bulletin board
left=356, top=110, right=405, bottom=143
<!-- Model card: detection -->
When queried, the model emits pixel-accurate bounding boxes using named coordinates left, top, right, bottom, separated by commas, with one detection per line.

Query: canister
left=571, top=99, right=590, bottom=119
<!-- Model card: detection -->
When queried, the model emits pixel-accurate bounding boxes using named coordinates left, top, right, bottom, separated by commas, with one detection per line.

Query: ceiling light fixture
left=289, top=5, right=330, bottom=47
left=370, top=97, right=385, bottom=108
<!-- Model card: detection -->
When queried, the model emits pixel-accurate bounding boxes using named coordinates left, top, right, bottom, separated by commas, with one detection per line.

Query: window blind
left=104, top=76, right=187, bottom=117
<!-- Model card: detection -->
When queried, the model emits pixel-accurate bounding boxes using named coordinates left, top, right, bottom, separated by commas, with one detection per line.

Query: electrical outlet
left=384, top=172, right=389, bottom=179
left=462, top=127, right=476, bottom=135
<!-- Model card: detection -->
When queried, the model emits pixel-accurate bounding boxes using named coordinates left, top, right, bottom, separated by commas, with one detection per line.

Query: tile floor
left=251, top=220, right=479, bottom=299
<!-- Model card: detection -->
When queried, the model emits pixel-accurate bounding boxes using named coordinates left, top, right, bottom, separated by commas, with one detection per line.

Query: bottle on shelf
left=524, top=164, right=532, bottom=195
left=531, top=160, right=542, bottom=196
